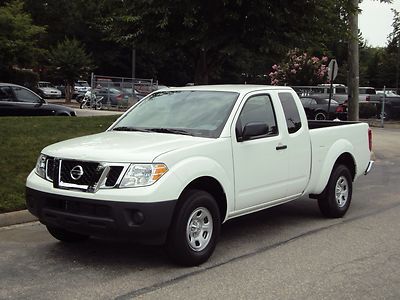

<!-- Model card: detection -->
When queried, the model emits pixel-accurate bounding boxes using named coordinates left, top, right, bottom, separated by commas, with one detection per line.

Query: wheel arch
left=310, top=151, right=356, bottom=199
left=334, top=152, right=356, bottom=180
left=176, top=176, right=228, bottom=222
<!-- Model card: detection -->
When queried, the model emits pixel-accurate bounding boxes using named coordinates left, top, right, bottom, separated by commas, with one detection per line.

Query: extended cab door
left=231, top=93, right=290, bottom=211
left=277, top=92, right=311, bottom=196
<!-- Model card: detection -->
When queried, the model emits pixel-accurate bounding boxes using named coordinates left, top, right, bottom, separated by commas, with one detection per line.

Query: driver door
left=231, top=93, right=289, bottom=211
left=11, top=86, right=47, bottom=116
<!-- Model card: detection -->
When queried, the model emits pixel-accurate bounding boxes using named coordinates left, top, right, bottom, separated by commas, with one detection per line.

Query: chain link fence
left=90, top=74, right=159, bottom=109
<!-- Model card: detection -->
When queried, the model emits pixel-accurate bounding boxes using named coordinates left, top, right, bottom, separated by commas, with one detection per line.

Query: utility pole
left=348, top=0, right=359, bottom=121
left=132, top=46, right=136, bottom=79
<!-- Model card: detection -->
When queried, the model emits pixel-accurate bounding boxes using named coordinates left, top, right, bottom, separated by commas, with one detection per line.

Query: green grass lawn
left=0, top=115, right=119, bottom=213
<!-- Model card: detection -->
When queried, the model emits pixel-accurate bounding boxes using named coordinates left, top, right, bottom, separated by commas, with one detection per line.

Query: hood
left=42, top=131, right=210, bottom=163
left=43, top=103, right=75, bottom=112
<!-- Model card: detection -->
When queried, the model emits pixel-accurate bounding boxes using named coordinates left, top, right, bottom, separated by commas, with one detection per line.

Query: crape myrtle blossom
left=269, top=49, right=329, bottom=86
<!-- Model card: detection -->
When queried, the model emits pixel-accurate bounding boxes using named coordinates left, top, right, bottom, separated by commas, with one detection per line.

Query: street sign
left=328, top=59, right=338, bottom=81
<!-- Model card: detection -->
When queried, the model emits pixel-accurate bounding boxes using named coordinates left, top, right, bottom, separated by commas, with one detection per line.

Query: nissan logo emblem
left=70, top=165, right=84, bottom=180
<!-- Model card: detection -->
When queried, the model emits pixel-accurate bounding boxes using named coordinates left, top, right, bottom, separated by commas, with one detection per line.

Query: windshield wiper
left=148, top=128, right=193, bottom=136
left=112, top=126, right=151, bottom=132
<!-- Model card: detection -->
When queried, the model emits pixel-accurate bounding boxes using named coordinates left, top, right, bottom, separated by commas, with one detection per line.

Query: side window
left=278, top=92, right=302, bottom=134
left=300, top=98, right=312, bottom=105
left=12, top=87, right=41, bottom=103
left=237, top=94, right=278, bottom=139
left=336, top=88, right=346, bottom=94
left=0, top=87, right=15, bottom=102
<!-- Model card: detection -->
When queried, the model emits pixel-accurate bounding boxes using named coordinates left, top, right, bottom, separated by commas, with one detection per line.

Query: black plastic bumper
left=26, top=187, right=177, bottom=244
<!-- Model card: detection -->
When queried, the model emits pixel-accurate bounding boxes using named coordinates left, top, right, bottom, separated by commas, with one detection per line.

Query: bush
left=3, top=68, right=39, bottom=89
left=269, top=49, right=329, bottom=86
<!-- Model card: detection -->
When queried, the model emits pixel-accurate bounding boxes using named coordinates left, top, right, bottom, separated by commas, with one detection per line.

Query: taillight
left=116, top=94, right=123, bottom=101
left=336, top=106, right=344, bottom=113
left=368, top=128, right=372, bottom=151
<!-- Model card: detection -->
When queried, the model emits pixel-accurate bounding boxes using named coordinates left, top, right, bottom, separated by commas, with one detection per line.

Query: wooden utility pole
left=348, top=0, right=359, bottom=121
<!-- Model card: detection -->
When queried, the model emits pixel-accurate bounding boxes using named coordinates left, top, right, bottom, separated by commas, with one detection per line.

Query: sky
left=359, top=0, right=400, bottom=47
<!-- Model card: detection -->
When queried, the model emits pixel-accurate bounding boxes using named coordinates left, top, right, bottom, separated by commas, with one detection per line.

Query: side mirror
left=241, top=122, right=268, bottom=141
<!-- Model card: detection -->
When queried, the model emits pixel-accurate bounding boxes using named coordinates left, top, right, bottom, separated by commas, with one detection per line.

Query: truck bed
left=308, top=120, right=359, bottom=130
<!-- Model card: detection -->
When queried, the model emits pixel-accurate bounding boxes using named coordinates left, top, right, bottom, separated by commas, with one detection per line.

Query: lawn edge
left=0, top=210, right=37, bottom=228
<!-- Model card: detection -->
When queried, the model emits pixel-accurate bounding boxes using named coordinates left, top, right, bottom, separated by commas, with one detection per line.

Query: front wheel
left=318, top=164, right=353, bottom=218
left=95, top=101, right=102, bottom=110
left=166, top=189, right=221, bottom=266
left=46, top=225, right=89, bottom=243
left=80, top=100, right=88, bottom=109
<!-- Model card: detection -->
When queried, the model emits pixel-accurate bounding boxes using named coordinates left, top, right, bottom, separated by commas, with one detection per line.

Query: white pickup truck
left=26, top=85, right=373, bottom=266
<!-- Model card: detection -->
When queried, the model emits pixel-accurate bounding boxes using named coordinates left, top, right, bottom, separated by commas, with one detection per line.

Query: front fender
left=170, top=156, right=234, bottom=221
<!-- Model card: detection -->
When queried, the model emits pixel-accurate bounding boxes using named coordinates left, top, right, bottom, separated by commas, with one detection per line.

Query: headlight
left=119, top=163, right=168, bottom=188
left=35, top=154, right=47, bottom=179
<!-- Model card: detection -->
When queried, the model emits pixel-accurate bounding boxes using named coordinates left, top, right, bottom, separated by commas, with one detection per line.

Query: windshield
left=76, top=81, right=89, bottom=87
left=38, top=82, right=53, bottom=88
left=112, top=90, right=239, bottom=138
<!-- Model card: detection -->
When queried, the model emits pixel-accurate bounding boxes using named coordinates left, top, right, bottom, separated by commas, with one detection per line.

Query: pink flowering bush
left=269, top=49, right=329, bottom=86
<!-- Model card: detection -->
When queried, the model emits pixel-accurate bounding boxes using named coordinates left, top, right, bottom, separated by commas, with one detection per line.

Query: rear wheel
left=166, top=189, right=221, bottom=266
left=318, top=164, right=352, bottom=218
left=314, top=111, right=327, bottom=120
left=46, top=225, right=89, bottom=243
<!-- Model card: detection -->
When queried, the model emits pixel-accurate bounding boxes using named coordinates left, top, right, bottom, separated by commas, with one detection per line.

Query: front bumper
left=26, top=187, right=177, bottom=244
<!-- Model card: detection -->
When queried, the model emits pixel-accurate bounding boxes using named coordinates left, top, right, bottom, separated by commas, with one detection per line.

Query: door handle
left=276, top=144, right=287, bottom=150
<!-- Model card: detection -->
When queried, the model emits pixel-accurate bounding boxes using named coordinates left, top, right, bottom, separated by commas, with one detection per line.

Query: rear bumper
left=26, top=187, right=177, bottom=244
left=364, top=160, right=374, bottom=175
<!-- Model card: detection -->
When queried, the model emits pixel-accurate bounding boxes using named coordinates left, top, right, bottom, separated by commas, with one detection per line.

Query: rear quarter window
left=278, top=92, right=302, bottom=134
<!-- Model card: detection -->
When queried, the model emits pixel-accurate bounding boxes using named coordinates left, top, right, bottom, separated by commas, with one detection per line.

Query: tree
left=48, top=38, right=93, bottom=103
left=102, top=0, right=349, bottom=85
left=0, top=0, right=45, bottom=75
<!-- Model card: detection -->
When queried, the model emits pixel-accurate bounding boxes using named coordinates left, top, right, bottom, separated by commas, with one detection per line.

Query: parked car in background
left=37, top=81, right=62, bottom=99
left=73, top=80, right=91, bottom=99
left=94, top=87, right=129, bottom=107
left=309, top=85, right=381, bottom=104
left=0, top=83, right=75, bottom=116
left=300, top=96, right=342, bottom=120
left=376, top=92, right=400, bottom=120
left=122, top=88, right=144, bottom=102
left=377, top=90, right=399, bottom=97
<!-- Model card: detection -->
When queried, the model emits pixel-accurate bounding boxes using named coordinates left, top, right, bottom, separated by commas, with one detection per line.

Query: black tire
left=318, top=164, right=353, bottom=218
left=46, top=225, right=89, bottom=243
left=166, top=189, right=221, bottom=266
left=314, top=111, right=327, bottom=120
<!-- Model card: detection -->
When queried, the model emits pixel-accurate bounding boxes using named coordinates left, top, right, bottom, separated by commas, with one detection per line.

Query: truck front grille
left=60, top=160, right=100, bottom=186
left=44, top=157, right=128, bottom=192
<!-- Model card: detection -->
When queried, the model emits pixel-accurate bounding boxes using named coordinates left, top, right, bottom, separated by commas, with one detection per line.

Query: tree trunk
left=64, top=82, right=73, bottom=103
left=194, top=49, right=209, bottom=85
left=348, top=0, right=359, bottom=121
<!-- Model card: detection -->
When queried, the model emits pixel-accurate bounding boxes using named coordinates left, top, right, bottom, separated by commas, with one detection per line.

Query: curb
left=0, top=210, right=37, bottom=228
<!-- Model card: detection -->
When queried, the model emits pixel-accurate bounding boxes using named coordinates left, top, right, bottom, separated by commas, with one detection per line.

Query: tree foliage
left=48, top=38, right=93, bottom=102
left=0, top=0, right=45, bottom=72
left=102, top=0, right=349, bottom=84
